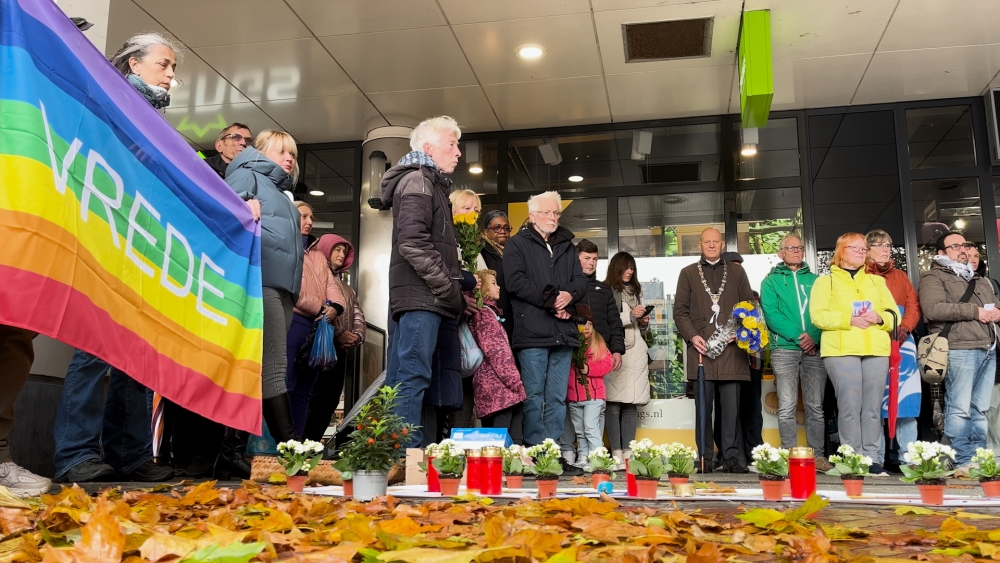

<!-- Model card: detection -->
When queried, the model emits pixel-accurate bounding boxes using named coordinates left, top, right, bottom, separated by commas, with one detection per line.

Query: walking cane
left=697, top=354, right=708, bottom=473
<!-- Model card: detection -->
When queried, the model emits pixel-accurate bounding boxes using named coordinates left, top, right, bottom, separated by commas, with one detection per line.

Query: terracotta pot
left=505, top=474, right=523, bottom=488
left=635, top=479, right=658, bottom=499
left=287, top=474, right=307, bottom=493
left=917, top=483, right=946, bottom=505
left=668, top=476, right=689, bottom=487
left=981, top=479, right=1000, bottom=498
left=439, top=477, right=461, bottom=496
left=782, top=479, right=792, bottom=497
left=842, top=478, right=863, bottom=497
left=592, top=472, right=611, bottom=489
left=343, top=480, right=353, bottom=497
left=760, top=479, right=784, bottom=501
left=536, top=478, right=558, bottom=498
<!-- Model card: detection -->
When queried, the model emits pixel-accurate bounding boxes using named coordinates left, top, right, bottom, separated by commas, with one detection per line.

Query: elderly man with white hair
left=504, top=191, right=588, bottom=453
left=380, top=116, right=466, bottom=448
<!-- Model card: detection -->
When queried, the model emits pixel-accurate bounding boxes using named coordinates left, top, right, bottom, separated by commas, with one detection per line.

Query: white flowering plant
left=749, top=444, right=789, bottom=479
left=430, top=440, right=467, bottom=478
left=900, top=441, right=955, bottom=484
left=627, top=439, right=666, bottom=479
left=970, top=448, right=1000, bottom=481
left=825, top=444, right=872, bottom=478
left=502, top=445, right=533, bottom=475
left=277, top=439, right=325, bottom=476
left=662, top=443, right=698, bottom=477
left=526, top=439, right=563, bottom=477
left=587, top=447, right=619, bottom=477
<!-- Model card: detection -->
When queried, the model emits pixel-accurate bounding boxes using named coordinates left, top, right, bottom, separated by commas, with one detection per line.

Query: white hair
left=108, top=32, right=182, bottom=76
left=528, top=190, right=562, bottom=212
left=410, top=116, right=462, bottom=152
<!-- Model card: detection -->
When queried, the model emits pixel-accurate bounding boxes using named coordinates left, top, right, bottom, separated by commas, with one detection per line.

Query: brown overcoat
left=673, top=258, right=755, bottom=381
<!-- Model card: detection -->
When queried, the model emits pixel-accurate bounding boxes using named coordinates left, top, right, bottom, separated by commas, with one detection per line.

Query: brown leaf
left=742, top=533, right=777, bottom=553
left=686, top=541, right=725, bottom=563
left=41, top=497, right=124, bottom=563
left=571, top=476, right=589, bottom=485
left=571, top=515, right=647, bottom=544
left=0, top=507, right=32, bottom=535
left=503, top=529, right=567, bottom=560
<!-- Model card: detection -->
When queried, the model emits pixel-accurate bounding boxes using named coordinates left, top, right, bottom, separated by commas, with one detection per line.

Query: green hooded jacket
left=759, top=261, right=822, bottom=350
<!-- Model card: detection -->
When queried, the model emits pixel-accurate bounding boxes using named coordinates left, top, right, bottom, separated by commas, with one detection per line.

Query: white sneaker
left=612, top=449, right=625, bottom=471
left=0, top=462, right=52, bottom=497
left=563, top=451, right=576, bottom=466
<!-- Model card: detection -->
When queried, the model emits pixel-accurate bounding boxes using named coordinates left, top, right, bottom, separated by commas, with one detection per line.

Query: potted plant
left=626, top=439, right=665, bottom=499
left=336, top=384, right=415, bottom=501
left=276, top=439, right=324, bottom=492
left=526, top=439, right=562, bottom=498
left=662, top=442, right=697, bottom=486
left=971, top=448, right=1000, bottom=498
left=587, top=448, right=618, bottom=488
left=431, top=440, right=466, bottom=496
left=750, top=444, right=789, bottom=501
left=900, top=441, right=955, bottom=505
left=503, top=445, right=531, bottom=488
left=825, top=444, right=871, bottom=497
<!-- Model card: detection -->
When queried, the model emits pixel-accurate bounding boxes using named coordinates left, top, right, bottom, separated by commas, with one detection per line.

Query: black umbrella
left=697, top=354, right=709, bottom=473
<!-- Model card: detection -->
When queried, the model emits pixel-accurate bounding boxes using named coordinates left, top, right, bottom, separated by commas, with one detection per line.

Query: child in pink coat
left=468, top=270, right=526, bottom=430
left=567, top=314, right=613, bottom=470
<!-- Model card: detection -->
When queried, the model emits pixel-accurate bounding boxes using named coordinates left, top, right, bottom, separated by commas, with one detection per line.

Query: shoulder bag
left=916, top=279, right=978, bottom=383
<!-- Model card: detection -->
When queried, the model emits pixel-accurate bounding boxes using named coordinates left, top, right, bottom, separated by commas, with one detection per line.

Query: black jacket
left=481, top=243, right=512, bottom=340
left=380, top=164, right=464, bottom=321
left=582, top=273, right=626, bottom=355
left=503, top=224, right=588, bottom=350
left=205, top=154, right=228, bottom=178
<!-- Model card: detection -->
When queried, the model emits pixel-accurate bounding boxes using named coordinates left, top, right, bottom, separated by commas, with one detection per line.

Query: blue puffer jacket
left=225, top=147, right=303, bottom=297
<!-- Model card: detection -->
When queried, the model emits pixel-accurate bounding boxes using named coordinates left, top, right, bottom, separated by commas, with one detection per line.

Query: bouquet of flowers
left=704, top=301, right=770, bottom=359
left=900, top=441, right=955, bottom=484
left=453, top=211, right=484, bottom=307
left=572, top=325, right=592, bottom=400
left=825, top=444, right=872, bottom=478
left=526, top=439, right=563, bottom=478
left=750, top=443, right=789, bottom=480
left=502, top=445, right=533, bottom=475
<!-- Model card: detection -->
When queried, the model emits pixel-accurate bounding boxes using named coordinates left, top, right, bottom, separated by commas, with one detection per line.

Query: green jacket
left=760, top=262, right=822, bottom=350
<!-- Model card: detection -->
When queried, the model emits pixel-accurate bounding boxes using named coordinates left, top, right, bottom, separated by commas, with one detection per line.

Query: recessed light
left=469, top=164, right=483, bottom=174
left=517, top=44, right=544, bottom=59
left=568, top=175, right=584, bottom=183
left=955, top=219, right=966, bottom=229
left=741, top=144, right=757, bottom=156
left=309, top=190, right=324, bottom=196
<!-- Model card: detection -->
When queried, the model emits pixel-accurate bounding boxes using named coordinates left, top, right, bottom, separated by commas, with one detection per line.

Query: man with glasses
left=504, top=191, right=588, bottom=451
left=759, top=234, right=832, bottom=471
left=205, top=123, right=252, bottom=178
left=920, top=231, right=1000, bottom=471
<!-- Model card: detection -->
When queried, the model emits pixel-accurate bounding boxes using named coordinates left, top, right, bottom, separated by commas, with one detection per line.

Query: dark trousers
left=301, top=347, right=349, bottom=442
left=698, top=380, right=741, bottom=466
left=740, top=367, right=764, bottom=456
left=165, top=403, right=222, bottom=465
left=0, top=326, right=33, bottom=464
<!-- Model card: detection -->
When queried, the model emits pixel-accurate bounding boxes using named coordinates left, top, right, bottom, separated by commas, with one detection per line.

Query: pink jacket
left=294, top=238, right=345, bottom=318
left=467, top=299, right=526, bottom=418
left=567, top=351, right=613, bottom=402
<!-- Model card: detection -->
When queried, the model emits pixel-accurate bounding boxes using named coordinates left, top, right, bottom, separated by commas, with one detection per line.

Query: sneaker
left=0, top=462, right=52, bottom=497
left=122, top=460, right=175, bottom=482
left=868, top=463, right=889, bottom=477
left=954, top=465, right=972, bottom=479
left=815, top=457, right=834, bottom=473
left=56, top=459, right=115, bottom=483
left=558, top=457, right=584, bottom=477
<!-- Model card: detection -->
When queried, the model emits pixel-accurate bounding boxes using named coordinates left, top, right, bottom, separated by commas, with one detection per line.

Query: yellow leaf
left=377, top=517, right=423, bottom=537
left=544, top=545, right=578, bottom=563
left=139, top=532, right=198, bottom=561
left=941, top=517, right=976, bottom=533
left=893, top=506, right=936, bottom=515
left=181, top=481, right=220, bottom=506
left=376, top=547, right=482, bottom=563
left=570, top=515, right=646, bottom=544
left=44, top=497, right=124, bottom=563
left=977, top=542, right=1000, bottom=559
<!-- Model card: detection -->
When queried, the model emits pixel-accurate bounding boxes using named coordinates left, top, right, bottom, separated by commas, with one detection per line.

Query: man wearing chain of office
left=673, top=228, right=755, bottom=473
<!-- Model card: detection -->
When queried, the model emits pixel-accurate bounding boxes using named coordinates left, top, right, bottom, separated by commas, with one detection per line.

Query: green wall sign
left=739, top=10, right=773, bottom=129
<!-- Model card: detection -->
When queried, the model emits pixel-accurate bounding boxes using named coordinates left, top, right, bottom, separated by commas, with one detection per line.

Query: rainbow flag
left=0, top=0, right=263, bottom=433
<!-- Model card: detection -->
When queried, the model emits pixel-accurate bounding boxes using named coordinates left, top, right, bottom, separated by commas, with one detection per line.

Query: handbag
left=458, top=321, right=484, bottom=377
left=917, top=279, right=978, bottom=384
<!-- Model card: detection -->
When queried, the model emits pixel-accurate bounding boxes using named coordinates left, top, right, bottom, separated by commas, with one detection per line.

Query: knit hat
left=575, top=303, right=594, bottom=324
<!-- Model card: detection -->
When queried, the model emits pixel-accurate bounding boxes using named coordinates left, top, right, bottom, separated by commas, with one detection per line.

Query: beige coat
left=673, top=258, right=754, bottom=381
left=605, top=295, right=650, bottom=405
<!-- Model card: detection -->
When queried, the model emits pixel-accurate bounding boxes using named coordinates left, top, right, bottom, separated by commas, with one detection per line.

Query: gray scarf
left=397, top=150, right=439, bottom=170
left=933, top=255, right=974, bottom=282
left=127, top=74, right=170, bottom=109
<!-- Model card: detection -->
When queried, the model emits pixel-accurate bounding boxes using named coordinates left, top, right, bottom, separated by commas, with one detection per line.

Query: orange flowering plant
left=335, top=384, right=415, bottom=473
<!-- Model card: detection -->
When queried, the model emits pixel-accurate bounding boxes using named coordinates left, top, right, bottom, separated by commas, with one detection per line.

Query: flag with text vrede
left=0, top=0, right=263, bottom=433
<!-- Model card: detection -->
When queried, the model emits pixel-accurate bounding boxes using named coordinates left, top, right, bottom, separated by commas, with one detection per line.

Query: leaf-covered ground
left=1, top=481, right=1000, bottom=562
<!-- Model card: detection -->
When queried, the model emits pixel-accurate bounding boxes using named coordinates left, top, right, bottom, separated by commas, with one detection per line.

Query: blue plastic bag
left=309, top=315, right=337, bottom=369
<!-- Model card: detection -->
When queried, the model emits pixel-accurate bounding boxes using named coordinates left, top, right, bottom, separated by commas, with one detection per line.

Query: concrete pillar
left=357, top=127, right=413, bottom=334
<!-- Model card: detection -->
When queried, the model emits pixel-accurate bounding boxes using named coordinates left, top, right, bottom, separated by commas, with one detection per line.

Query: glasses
left=223, top=134, right=252, bottom=144
left=869, top=243, right=892, bottom=250
left=943, top=242, right=976, bottom=251
left=532, top=210, right=562, bottom=218
left=488, top=224, right=512, bottom=233
left=780, top=245, right=804, bottom=252
left=846, top=245, right=867, bottom=253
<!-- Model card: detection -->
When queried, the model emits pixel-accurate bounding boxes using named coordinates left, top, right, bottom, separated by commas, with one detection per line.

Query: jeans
left=879, top=417, right=918, bottom=464
left=824, top=355, right=888, bottom=461
left=386, top=310, right=444, bottom=448
left=569, top=399, right=605, bottom=463
left=517, top=347, right=573, bottom=445
left=771, top=349, right=828, bottom=453
left=944, top=348, right=995, bottom=467
left=53, top=349, right=152, bottom=478
left=606, top=402, right=637, bottom=451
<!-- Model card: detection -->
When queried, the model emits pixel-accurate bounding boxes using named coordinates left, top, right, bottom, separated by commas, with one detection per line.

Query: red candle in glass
left=481, top=446, right=503, bottom=495
left=466, top=449, right=483, bottom=492
left=626, top=458, right=637, bottom=496
left=789, top=446, right=816, bottom=500
left=426, top=454, right=440, bottom=492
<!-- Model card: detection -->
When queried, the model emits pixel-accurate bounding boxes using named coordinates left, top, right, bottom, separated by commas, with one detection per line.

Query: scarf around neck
left=127, top=74, right=171, bottom=109
left=933, top=255, right=974, bottom=282
left=397, top=151, right=439, bottom=170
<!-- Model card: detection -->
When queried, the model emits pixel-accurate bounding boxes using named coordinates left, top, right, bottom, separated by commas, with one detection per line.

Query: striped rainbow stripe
left=0, top=0, right=263, bottom=433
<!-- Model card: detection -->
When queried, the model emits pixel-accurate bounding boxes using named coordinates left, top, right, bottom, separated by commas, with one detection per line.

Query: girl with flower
left=567, top=309, right=613, bottom=470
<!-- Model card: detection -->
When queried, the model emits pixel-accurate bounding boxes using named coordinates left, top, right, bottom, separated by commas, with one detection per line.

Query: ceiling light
left=741, top=144, right=757, bottom=157
left=955, top=219, right=966, bottom=229
left=568, top=175, right=584, bottom=183
left=469, top=164, right=483, bottom=174
left=309, top=190, right=324, bottom=196
left=517, top=45, right=544, bottom=59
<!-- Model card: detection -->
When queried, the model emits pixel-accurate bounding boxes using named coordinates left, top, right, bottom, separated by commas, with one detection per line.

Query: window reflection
left=735, top=118, right=799, bottom=180
left=508, top=198, right=608, bottom=257
left=735, top=188, right=802, bottom=255
left=913, top=177, right=982, bottom=272
left=302, top=148, right=356, bottom=203
left=619, top=193, right=724, bottom=258
left=907, top=106, right=976, bottom=169
left=451, top=139, right=498, bottom=195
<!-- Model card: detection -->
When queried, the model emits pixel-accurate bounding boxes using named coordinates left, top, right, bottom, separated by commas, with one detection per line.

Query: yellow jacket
left=809, top=265, right=896, bottom=357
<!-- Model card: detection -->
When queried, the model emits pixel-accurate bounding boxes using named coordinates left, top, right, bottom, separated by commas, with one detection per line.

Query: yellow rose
left=743, top=318, right=758, bottom=329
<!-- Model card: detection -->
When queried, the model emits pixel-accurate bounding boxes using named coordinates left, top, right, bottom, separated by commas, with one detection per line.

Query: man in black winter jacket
left=380, top=116, right=465, bottom=448
left=205, top=123, right=252, bottom=178
left=504, top=191, right=588, bottom=445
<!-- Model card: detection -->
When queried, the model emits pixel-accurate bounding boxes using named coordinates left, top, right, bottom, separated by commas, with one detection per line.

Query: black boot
left=214, top=427, right=251, bottom=480
left=262, top=393, right=298, bottom=444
